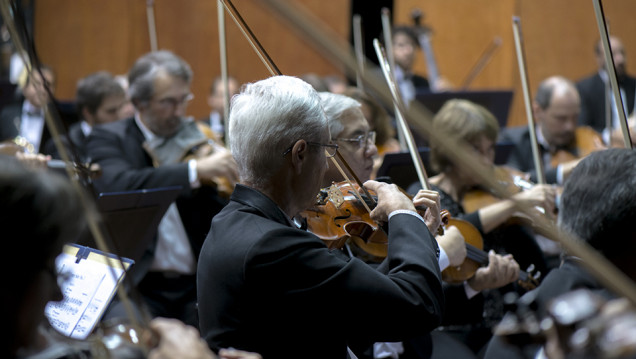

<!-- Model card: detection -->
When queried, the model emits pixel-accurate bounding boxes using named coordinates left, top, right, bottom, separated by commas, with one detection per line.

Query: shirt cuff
left=464, top=280, right=481, bottom=299
left=188, top=159, right=201, bottom=189
left=556, top=164, right=564, bottom=185
left=438, top=246, right=450, bottom=271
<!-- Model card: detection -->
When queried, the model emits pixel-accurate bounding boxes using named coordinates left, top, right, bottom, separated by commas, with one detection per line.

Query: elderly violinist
left=87, top=50, right=238, bottom=328
left=319, top=92, right=521, bottom=358
left=197, top=76, right=444, bottom=359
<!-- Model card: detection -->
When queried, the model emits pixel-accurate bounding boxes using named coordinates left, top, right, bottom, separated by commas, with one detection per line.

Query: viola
left=550, top=126, right=606, bottom=167
left=301, top=182, right=539, bottom=289
left=462, top=165, right=533, bottom=214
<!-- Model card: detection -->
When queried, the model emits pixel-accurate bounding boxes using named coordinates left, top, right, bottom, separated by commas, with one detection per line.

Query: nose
left=366, top=142, right=378, bottom=158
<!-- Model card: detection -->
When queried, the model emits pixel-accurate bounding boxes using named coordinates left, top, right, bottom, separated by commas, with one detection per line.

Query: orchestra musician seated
left=87, top=50, right=238, bottom=328
left=43, top=71, right=127, bottom=163
left=503, top=75, right=606, bottom=185
left=318, top=92, right=521, bottom=358
left=197, top=75, right=445, bottom=359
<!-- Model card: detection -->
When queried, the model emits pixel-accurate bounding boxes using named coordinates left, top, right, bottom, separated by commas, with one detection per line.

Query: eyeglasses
left=154, top=93, right=194, bottom=111
left=334, top=131, right=376, bottom=150
left=282, top=141, right=339, bottom=158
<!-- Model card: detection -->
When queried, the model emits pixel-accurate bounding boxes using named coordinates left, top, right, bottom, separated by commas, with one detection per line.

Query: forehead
left=337, top=108, right=368, bottom=136
left=393, top=32, right=415, bottom=45
left=153, top=71, right=189, bottom=97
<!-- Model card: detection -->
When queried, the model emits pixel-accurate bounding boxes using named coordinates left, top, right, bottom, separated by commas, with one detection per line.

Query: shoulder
left=91, top=117, right=137, bottom=139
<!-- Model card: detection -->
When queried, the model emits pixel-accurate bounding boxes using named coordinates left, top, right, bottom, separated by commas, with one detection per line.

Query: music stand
left=415, top=90, right=514, bottom=130
left=79, top=186, right=182, bottom=264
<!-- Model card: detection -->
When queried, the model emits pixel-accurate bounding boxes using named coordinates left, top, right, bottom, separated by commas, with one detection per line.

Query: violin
left=462, top=165, right=533, bottom=214
left=143, top=119, right=235, bottom=199
left=302, top=182, right=539, bottom=289
left=550, top=125, right=606, bottom=167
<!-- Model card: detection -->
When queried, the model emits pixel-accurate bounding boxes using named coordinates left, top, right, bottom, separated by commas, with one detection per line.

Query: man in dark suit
left=505, top=76, right=587, bottom=185
left=576, top=35, right=636, bottom=144
left=44, top=71, right=126, bottom=163
left=391, top=26, right=431, bottom=105
left=319, top=91, right=521, bottom=359
left=87, top=50, right=238, bottom=328
left=197, top=76, right=445, bottom=359
left=0, top=65, right=55, bottom=154
left=200, top=75, right=239, bottom=143
left=484, top=148, right=636, bottom=359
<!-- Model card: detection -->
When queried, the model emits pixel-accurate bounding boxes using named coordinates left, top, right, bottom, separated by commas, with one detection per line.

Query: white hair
left=318, top=92, right=362, bottom=138
left=228, top=76, right=328, bottom=187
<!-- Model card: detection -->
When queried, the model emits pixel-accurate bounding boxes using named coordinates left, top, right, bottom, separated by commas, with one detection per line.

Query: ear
left=290, top=140, right=309, bottom=175
left=81, top=107, right=94, bottom=125
left=532, top=101, right=542, bottom=122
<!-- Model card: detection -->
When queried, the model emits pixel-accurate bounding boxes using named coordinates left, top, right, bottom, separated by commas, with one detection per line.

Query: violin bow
left=0, top=0, right=148, bottom=332
left=218, top=0, right=376, bottom=209
left=260, top=0, right=636, bottom=306
left=380, top=7, right=407, bottom=151
left=352, top=13, right=365, bottom=92
left=373, top=38, right=431, bottom=191
left=217, top=0, right=231, bottom=142
left=512, top=16, right=547, bottom=185
left=460, top=37, right=502, bottom=90
left=146, top=0, right=158, bottom=52
left=592, top=0, right=633, bottom=149
left=411, top=8, right=441, bottom=93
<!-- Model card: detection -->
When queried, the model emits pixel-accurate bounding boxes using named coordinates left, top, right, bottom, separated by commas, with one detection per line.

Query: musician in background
left=576, top=36, right=636, bottom=145
left=0, top=65, right=55, bottom=154
left=87, top=50, right=238, bottom=328
left=484, top=148, right=636, bottom=359
left=319, top=92, right=520, bottom=358
left=43, top=71, right=126, bottom=163
left=201, top=75, right=239, bottom=142
left=505, top=76, right=603, bottom=185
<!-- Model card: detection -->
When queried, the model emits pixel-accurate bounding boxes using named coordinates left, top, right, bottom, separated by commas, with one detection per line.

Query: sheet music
left=44, top=245, right=130, bottom=340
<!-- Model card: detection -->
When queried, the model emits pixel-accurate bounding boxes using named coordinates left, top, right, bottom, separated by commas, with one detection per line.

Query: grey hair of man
left=558, top=148, right=636, bottom=261
left=228, top=76, right=329, bottom=188
left=534, top=76, right=577, bottom=110
left=127, top=50, right=193, bottom=106
left=318, top=92, right=362, bottom=138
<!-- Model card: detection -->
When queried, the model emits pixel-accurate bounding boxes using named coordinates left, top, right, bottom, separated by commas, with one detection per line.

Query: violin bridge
left=326, top=183, right=344, bottom=208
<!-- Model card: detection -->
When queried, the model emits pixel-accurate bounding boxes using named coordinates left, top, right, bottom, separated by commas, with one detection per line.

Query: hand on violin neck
left=364, top=180, right=416, bottom=223
left=436, top=226, right=467, bottom=267
left=511, top=184, right=557, bottom=218
left=412, top=189, right=442, bottom=233
left=467, top=251, right=520, bottom=292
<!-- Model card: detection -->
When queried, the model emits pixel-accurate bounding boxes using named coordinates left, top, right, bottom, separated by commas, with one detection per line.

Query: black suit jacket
left=43, top=121, right=88, bottom=163
left=197, top=184, right=444, bottom=359
left=505, top=127, right=560, bottom=184
left=0, top=101, right=54, bottom=155
left=576, top=72, right=636, bottom=133
left=87, top=117, right=227, bottom=281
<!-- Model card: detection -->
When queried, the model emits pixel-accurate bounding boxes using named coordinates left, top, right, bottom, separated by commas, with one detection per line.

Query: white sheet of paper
left=45, top=247, right=126, bottom=339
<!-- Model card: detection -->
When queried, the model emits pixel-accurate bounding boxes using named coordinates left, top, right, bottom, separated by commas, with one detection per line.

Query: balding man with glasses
left=87, top=50, right=238, bottom=328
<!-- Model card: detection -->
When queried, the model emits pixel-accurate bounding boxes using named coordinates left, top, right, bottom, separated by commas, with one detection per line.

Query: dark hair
left=559, top=148, right=636, bottom=260
left=535, top=76, right=577, bottom=110
left=0, top=158, right=87, bottom=284
left=76, top=71, right=125, bottom=115
left=391, top=25, right=419, bottom=47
